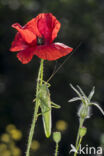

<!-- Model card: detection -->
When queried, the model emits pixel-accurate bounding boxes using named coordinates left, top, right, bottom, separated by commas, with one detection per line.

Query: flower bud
left=80, top=106, right=88, bottom=118
left=79, top=127, right=87, bottom=137
left=53, top=132, right=61, bottom=143
left=78, top=104, right=90, bottom=119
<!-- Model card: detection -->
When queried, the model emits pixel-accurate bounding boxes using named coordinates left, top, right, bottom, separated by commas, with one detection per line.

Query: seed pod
left=79, top=127, right=87, bottom=137
left=53, top=132, right=61, bottom=143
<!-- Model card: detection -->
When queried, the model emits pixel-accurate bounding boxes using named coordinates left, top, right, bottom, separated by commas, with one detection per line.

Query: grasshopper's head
left=40, top=84, right=48, bottom=91
left=39, top=84, right=50, bottom=99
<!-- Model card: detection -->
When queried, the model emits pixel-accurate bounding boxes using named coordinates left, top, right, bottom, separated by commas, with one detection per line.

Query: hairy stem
left=26, top=59, right=44, bottom=156
left=55, top=143, right=59, bottom=156
left=74, top=118, right=84, bottom=156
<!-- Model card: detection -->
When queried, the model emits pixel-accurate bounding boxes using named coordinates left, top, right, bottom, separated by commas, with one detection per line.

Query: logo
left=69, top=144, right=78, bottom=154
left=69, top=144, right=103, bottom=155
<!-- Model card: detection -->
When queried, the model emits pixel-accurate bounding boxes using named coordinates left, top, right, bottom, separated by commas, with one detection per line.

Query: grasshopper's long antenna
left=47, top=42, right=82, bottom=82
left=48, top=60, right=58, bottom=80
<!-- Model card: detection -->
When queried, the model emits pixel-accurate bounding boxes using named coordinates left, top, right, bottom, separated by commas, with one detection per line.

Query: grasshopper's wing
left=40, top=96, right=52, bottom=138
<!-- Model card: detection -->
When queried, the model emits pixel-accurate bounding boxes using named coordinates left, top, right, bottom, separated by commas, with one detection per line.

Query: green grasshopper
left=33, top=81, right=60, bottom=138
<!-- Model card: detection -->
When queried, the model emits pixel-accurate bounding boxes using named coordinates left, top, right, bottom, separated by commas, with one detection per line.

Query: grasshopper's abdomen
left=39, top=84, right=52, bottom=138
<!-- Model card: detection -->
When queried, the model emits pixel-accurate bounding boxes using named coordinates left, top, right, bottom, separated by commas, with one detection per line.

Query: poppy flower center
left=37, top=37, right=44, bottom=45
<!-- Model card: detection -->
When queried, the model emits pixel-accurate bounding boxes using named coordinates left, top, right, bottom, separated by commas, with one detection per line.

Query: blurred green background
left=0, top=0, right=104, bottom=155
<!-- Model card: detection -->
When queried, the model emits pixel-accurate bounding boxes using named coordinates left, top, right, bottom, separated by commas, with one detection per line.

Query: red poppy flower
left=10, top=13, right=73, bottom=64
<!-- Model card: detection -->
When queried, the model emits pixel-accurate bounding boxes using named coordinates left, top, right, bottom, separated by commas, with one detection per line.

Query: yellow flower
left=6, top=124, right=16, bottom=133
left=1, top=133, right=11, bottom=143
left=31, top=140, right=40, bottom=151
left=1, top=150, right=11, bottom=156
left=56, top=120, right=68, bottom=131
left=0, top=143, right=7, bottom=152
left=11, top=147, right=22, bottom=156
left=9, top=129, right=22, bottom=141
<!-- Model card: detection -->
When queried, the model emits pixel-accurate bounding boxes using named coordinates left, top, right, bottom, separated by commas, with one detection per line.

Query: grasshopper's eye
left=37, top=37, right=44, bottom=45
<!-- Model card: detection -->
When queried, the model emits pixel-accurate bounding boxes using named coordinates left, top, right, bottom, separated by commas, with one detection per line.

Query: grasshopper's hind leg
left=37, top=106, right=51, bottom=117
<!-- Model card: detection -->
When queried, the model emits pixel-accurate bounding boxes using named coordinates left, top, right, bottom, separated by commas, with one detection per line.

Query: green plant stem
left=76, top=137, right=83, bottom=153
left=74, top=118, right=84, bottom=156
left=55, top=143, right=59, bottom=156
left=75, top=119, right=84, bottom=147
left=26, top=59, right=44, bottom=156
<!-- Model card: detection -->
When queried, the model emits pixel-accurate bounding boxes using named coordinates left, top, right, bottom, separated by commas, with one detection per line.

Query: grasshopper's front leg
left=51, top=102, right=61, bottom=109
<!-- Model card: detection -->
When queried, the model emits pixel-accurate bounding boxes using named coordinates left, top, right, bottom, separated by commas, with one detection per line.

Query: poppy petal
left=25, top=18, right=42, bottom=38
left=10, top=32, right=27, bottom=52
left=37, top=13, right=61, bottom=43
left=12, top=23, right=36, bottom=44
left=51, top=15, right=61, bottom=42
left=34, top=42, right=73, bottom=60
left=17, top=47, right=35, bottom=64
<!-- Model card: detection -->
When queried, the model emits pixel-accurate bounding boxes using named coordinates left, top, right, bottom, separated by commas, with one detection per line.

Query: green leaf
left=88, top=87, right=95, bottom=100
left=68, top=97, right=81, bottom=102
left=90, top=102, right=104, bottom=115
